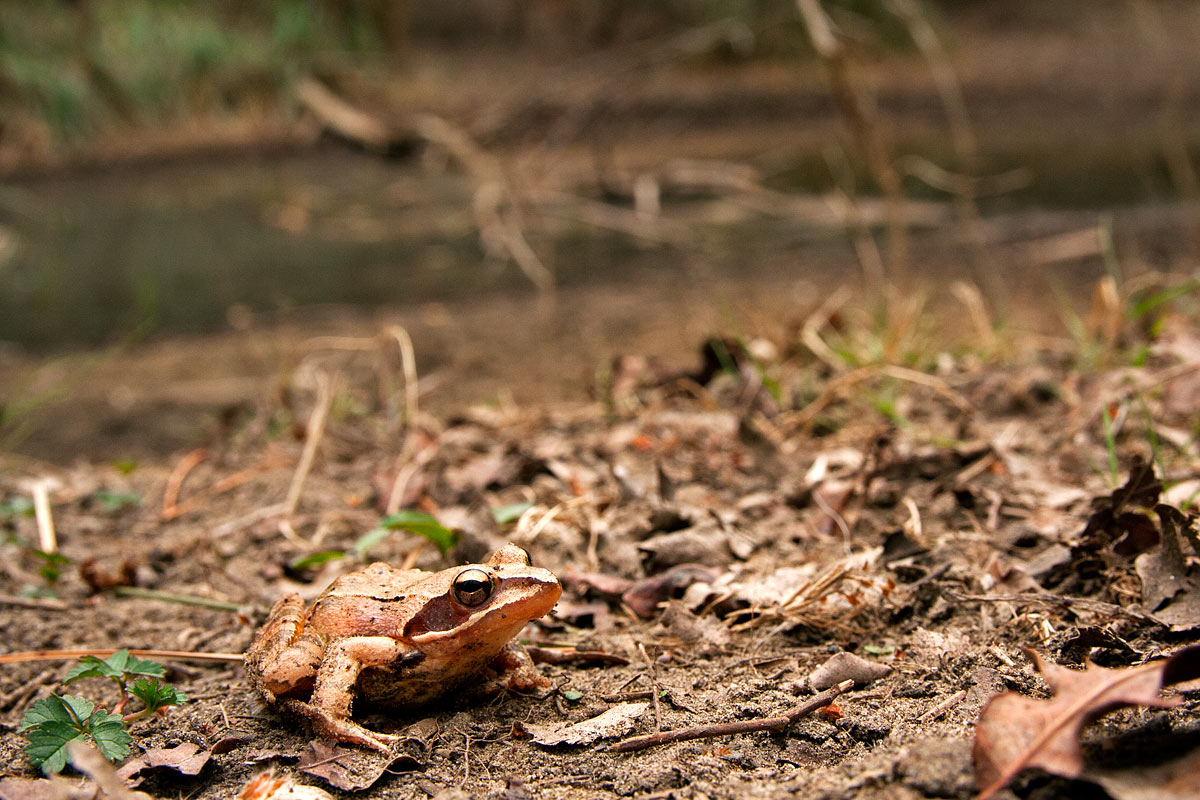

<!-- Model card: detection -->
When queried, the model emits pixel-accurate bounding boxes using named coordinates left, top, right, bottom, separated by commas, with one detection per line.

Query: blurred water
left=0, top=144, right=1192, bottom=350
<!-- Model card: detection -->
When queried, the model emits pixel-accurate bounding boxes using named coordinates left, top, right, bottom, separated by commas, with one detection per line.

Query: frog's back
left=328, top=562, right=428, bottom=598
left=303, top=562, right=431, bottom=639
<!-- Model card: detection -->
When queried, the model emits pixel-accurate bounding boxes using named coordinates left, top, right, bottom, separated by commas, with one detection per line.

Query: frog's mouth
left=404, top=572, right=561, bottom=649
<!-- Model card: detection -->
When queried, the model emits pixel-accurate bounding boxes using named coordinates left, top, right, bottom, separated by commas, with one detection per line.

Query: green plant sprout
left=288, top=511, right=459, bottom=573
left=32, top=550, right=70, bottom=585
left=377, top=510, right=458, bottom=555
left=0, top=496, right=35, bottom=520
left=91, top=490, right=141, bottom=513
left=63, top=650, right=185, bottom=717
left=19, top=695, right=130, bottom=775
left=20, top=650, right=187, bottom=774
left=1101, top=404, right=1120, bottom=487
left=17, top=550, right=71, bottom=600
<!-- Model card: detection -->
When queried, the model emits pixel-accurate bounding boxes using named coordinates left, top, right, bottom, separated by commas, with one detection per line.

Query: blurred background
left=1, top=0, right=1199, bottom=461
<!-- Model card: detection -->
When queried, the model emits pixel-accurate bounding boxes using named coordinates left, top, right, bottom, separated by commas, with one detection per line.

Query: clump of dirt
left=2, top=309, right=1199, bottom=800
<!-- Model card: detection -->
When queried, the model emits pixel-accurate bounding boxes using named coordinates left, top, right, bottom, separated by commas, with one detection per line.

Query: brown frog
left=244, top=544, right=561, bottom=752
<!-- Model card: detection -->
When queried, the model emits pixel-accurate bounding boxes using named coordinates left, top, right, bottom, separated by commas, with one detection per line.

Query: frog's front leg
left=244, top=594, right=325, bottom=701
left=289, top=636, right=417, bottom=754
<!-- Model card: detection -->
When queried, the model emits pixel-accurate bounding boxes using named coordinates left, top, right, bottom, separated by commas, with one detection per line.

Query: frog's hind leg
left=244, top=594, right=324, bottom=700
left=297, top=635, right=416, bottom=754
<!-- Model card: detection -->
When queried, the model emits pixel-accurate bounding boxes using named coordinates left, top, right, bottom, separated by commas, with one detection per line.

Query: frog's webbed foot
left=296, top=635, right=412, bottom=754
left=491, top=641, right=550, bottom=692
left=280, top=699, right=401, bottom=755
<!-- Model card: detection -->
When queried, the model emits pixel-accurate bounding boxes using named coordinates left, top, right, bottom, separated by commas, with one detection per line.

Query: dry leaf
left=973, top=645, right=1200, bottom=800
left=65, top=742, right=152, bottom=800
left=1078, top=456, right=1162, bottom=555
left=239, top=770, right=334, bottom=800
left=1135, top=505, right=1200, bottom=631
left=519, top=702, right=649, bottom=746
left=0, top=776, right=91, bottom=800
left=808, top=651, right=892, bottom=691
left=622, top=564, right=719, bottom=618
left=1084, top=744, right=1200, bottom=800
left=296, top=740, right=419, bottom=791
left=115, top=742, right=211, bottom=784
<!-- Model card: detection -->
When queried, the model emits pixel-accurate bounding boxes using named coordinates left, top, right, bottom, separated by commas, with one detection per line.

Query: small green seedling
left=288, top=512, right=459, bottom=574
left=19, top=695, right=130, bottom=775
left=92, top=490, right=141, bottom=513
left=492, top=501, right=533, bottom=525
left=0, top=496, right=35, bottom=520
left=379, top=510, right=458, bottom=555
left=21, top=650, right=187, bottom=773
left=33, top=550, right=71, bottom=585
left=18, top=551, right=71, bottom=600
left=64, top=650, right=185, bottom=716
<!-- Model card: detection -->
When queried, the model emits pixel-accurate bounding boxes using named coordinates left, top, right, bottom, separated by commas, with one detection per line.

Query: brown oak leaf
left=973, top=645, right=1200, bottom=800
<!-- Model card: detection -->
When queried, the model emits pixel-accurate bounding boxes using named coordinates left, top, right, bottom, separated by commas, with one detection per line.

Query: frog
left=244, top=543, right=562, bottom=752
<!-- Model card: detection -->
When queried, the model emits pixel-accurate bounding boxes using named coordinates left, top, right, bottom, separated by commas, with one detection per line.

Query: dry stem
left=283, top=369, right=335, bottom=517
left=795, top=0, right=908, bottom=280
left=0, top=648, right=244, bottom=665
left=610, top=679, right=853, bottom=753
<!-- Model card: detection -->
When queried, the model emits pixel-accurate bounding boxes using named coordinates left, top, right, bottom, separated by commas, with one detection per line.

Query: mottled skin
left=244, top=544, right=561, bottom=752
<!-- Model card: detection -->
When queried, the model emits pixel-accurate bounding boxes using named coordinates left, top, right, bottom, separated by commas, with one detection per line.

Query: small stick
left=161, top=448, right=207, bottom=520
left=163, top=454, right=291, bottom=522
left=210, top=501, right=288, bottom=539
left=30, top=479, right=57, bottom=553
left=112, top=586, right=243, bottom=612
left=638, top=643, right=663, bottom=733
left=915, top=689, right=965, bottom=723
left=0, top=594, right=68, bottom=610
left=989, top=645, right=1016, bottom=668
left=0, top=648, right=244, bottom=665
left=527, top=646, right=630, bottom=667
left=601, top=690, right=654, bottom=703
left=610, top=679, right=853, bottom=753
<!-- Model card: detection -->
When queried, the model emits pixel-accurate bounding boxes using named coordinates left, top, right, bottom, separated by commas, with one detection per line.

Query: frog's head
left=403, top=544, right=561, bottom=657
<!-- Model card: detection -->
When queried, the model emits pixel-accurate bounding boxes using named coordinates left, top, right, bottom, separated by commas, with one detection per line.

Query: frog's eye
left=452, top=568, right=494, bottom=607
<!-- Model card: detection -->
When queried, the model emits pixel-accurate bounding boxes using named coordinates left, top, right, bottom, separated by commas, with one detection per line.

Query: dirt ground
left=2, top=300, right=1200, bottom=799
left=3, top=4, right=1200, bottom=799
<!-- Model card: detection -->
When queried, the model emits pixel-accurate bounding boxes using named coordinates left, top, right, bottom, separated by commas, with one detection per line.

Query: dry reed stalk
left=795, top=0, right=908, bottom=281
left=950, top=280, right=998, bottom=354
left=387, top=325, right=420, bottom=428
left=779, top=363, right=971, bottom=437
left=412, top=113, right=555, bottom=294
left=283, top=369, right=336, bottom=517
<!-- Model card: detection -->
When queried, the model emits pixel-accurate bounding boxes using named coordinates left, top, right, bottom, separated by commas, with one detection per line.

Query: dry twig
left=162, top=452, right=292, bottom=522
left=610, top=679, right=853, bottom=753
left=0, top=648, right=244, bottom=665
left=28, top=478, right=58, bottom=553
left=0, top=594, right=68, bottom=610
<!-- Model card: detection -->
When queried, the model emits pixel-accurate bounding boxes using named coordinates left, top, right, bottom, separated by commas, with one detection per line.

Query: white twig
left=31, top=480, right=57, bottom=554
